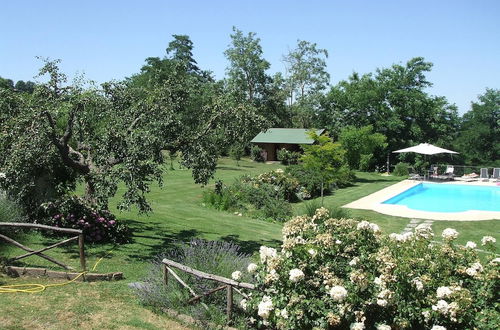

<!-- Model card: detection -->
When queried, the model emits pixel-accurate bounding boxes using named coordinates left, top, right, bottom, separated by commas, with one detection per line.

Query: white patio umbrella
left=392, top=143, right=458, bottom=177
left=393, top=143, right=458, bottom=155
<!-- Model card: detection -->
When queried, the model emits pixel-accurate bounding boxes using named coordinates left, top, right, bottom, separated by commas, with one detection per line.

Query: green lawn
left=1, top=157, right=498, bottom=329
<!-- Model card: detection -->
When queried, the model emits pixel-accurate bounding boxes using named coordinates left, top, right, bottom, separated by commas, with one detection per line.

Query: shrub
left=277, top=148, right=300, bottom=165
left=203, top=171, right=296, bottom=222
left=394, top=162, right=410, bottom=176
left=135, top=239, right=252, bottom=327
left=39, top=196, right=131, bottom=243
left=229, top=144, right=245, bottom=166
left=250, top=145, right=264, bottom=162
left=286, top=165, right=326, bottom=198
left=240, top=208, right=499, bottom=329
left=0, top=194, right=26, bottom=236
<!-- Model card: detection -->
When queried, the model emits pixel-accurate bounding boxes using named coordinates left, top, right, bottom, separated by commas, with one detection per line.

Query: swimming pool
left=383, top=183, right=500, bottom=213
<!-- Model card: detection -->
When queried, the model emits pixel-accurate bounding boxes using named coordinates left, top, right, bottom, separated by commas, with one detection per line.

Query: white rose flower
left=247, top=263, right=258, bottom=273
left=431, top=326, right=447, bottom=330
left=0, top=173, right=6, bottom=179
left=401, top=232, right=413, bottom=241
left=436, top=286, right=453, bottom=298
left=350, top=322, right=365, bottom=330
left=335, top=239, right=342, bottom=245
left=289, top=268, right=305, bottom=282
left=329, top=285, right=348, bottom=302
left=465, top=241, right=477, bottom=249
left=370, top=223, right=381, bottom=233
left=329, top=285, right=347, bottom=302
left=465, top=262, right=483, bottom=277
left=376, top=324, right=391, bottom=330
left=377, top=299, right=388, bottom=307
left=357, top=221, right=371, bottom=230
left=412, top=278, right=424, bottom=291
left=491, top=257, right=500, bottom=264
left=432, top=300, right=449, bottom=314
left=442, top=228, right=458, bottom=240
left=481, top=236, right=496, bottom=246
left=259, top=246, right=277, bottom=263
left=239, top=298, right=247, bottom=310
left=307, top=248, right=317, bottom=257
left=257, top=295, right=273, bottom=319
left=280, top=308, right=289, bottom=319
left=374, top=277, right=383, bottom=286
left=231, top=271, right=242, bottom=281
left=349, top=257, right=359, bottom=266
left=422, top=310, right=431, bottom=321
left=275, top=168, right=284, bottom=173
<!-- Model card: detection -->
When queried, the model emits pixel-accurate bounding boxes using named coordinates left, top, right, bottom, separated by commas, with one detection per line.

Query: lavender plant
left=135, top=239, right=252, bottom=327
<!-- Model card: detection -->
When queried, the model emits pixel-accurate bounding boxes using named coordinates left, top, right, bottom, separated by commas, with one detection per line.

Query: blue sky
left=1, top=0, right=499, bottom=114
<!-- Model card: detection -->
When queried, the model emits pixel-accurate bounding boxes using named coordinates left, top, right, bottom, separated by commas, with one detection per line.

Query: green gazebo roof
left=250, top=128, right=325, bottom=144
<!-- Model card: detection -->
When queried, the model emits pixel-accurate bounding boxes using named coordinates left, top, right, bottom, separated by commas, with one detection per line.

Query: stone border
left=5, top=266, right=123, bottom=281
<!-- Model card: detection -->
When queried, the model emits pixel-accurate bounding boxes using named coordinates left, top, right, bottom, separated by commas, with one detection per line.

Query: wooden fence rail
left=0, top=223, right=85, bottom=271
left=161, top=258, right=256, bottom=323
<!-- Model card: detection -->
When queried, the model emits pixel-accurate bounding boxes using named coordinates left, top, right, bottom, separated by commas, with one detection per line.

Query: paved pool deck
left=343, top=179, right=500, bottom=221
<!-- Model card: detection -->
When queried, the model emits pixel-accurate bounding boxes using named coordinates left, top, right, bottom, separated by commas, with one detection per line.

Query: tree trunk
left=84, top=177, right=97, bottom=205
left=321, top=181, right=324, bottom=206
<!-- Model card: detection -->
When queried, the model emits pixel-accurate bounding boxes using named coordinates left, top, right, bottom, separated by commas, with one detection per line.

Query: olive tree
left=0, top=59, right=264, bottom=214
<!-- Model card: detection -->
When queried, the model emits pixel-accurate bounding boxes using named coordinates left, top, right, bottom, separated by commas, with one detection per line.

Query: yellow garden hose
left=0, top=250, right=113, bottom=293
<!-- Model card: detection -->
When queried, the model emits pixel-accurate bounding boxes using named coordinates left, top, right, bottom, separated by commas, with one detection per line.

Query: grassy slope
left=1, top=157, right=498, bottom=329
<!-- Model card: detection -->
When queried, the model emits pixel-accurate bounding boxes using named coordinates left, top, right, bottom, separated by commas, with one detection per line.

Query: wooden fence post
left=78, top=234, right=86, bottom=271
left=226, top=285, right=233, bottom=323
left=163, top=264, right=168, bottom=286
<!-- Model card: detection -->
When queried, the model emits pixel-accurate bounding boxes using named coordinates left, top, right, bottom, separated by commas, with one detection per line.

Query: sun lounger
left=455, top=172, right=479, bottom=182
left=479, top=168, right=489, bottom=182
left=490, top=168, right=500, bottom=182
left=409, top=173, right=423, bottom=180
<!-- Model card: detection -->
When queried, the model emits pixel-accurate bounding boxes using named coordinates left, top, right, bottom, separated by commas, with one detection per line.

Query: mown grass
left=0, top=157, right=498, bottom=329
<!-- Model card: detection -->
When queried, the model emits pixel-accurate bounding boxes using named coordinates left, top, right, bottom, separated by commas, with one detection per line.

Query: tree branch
left=42, top=110, right=90, bottom=174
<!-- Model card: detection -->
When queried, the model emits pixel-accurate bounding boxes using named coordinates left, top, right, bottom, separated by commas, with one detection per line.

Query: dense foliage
left=301, top=132, right=354, bottom=204
left=277, top=148, right=301, bottom=165
left=0, top=42, right=265, bottom=216
left=203, top=170, right=296, bottom=221
left=39, top=196, right=131, bottom=243
left=240, top=208, right=499, bottom=329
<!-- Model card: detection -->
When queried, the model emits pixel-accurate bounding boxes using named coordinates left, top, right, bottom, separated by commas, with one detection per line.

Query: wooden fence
left=0, top=222, right=86, bottom=271
left=161, top=258, right=255, bottom=323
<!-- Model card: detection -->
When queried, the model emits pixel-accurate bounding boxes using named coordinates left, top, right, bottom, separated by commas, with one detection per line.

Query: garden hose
left=0, top=249, right=113, bottom=294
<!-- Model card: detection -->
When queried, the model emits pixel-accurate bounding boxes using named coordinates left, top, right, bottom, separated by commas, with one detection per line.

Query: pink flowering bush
left=241, top=208, right=499, bottom=329
left=40, top=195, right=130, bottom=243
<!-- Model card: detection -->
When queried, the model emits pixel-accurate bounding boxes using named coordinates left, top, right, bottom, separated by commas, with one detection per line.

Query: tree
left=319, top=57, right=459, bottom=166
left=166, top=34, right=200, bottom=73
left=339, top=125, right=388, bottom=171
left=454, top=88, right=499, bottom=165
left=0, top=76, right=14, bottom=90
left=0, top=59, right=265, bottom=215
left=283, top=40, right=330, bottom=103
left=283, top=40, right=330, bottom=127
left=14, top=80, right=35, bottom=93
left=301, top=132, right=350, bottom=205
left=224, top=27, right=270, bottom=103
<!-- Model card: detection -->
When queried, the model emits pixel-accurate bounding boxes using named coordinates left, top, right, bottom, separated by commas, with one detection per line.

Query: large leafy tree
left=224, top=27, right=271, bottom=104
left=454, top=88, right=499, bottom=165
left=339, top=125, right=387, bottom=171
left=319, top=57, right=459, bottom=165
left=0, top=59, right=264, bottom=215
left=283, top=40, right=330, bottom=127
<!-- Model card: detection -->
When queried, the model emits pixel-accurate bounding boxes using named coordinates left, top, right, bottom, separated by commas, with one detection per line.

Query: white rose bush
left=239, top=208, right=498, bottom=329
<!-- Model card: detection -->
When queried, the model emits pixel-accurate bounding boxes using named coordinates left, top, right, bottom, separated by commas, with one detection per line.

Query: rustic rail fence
left=0, top=222, right=86, bottom=271
left=161, top=258, right=255, bottom=323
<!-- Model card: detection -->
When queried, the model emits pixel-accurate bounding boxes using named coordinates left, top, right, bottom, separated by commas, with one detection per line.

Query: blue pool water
left=383, top=183, right=500, bottom=212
